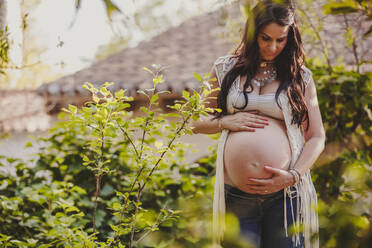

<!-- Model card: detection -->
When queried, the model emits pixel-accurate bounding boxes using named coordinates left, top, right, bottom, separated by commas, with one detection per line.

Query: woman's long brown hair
left=216, top=0, right=309, bottom=130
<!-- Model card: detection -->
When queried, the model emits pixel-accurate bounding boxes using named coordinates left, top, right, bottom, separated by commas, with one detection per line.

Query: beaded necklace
left=252, top=60, right=277, bottom=87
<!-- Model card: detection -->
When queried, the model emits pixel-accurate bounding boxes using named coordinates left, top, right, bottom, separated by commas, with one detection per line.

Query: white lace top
left=228, top=90, right=284, bottom=120
left=225, top=67, right=285, bottom=120
left=212, top=55, right=318, bottom=248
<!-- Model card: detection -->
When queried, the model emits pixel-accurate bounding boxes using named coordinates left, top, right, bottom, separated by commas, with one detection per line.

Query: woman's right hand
left=220, top=111, right=269, bottom=132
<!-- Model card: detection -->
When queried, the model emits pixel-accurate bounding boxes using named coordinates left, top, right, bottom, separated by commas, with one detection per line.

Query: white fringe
left=286, top=171, right=319, bottom=248
left=213, top=129, right=228, bottom=247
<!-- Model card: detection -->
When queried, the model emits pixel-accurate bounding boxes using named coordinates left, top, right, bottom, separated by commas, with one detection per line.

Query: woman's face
left=257, top=22, right=289, bottom=61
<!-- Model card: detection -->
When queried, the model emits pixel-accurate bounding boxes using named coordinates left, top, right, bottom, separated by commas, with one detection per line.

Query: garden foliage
left=0, top=69, right=228, bottom=247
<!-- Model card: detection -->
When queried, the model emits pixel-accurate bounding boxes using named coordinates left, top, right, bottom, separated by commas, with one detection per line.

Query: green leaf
left=100, top=86, right=110, bottom=96
left=161, top=113, right=180, bottom=118
left=345, top=27, right=354, bottom=47
left=66, top=206, right=80, bottom=213
left=193, top=72, right=203, bottom=82
left=68, top=104, right=77, bottom=114
left=203, top=72, right=211, bottom=78
left=93, top=94, right=100, bottom=103
left=151, top=94, right=159, bottom=104
left=103, top=0, right=122, bottom=22
left=82, top=84, right=90, bottom=91
left=61, top=107, right=70, bottom=113
left=71, top=186, right=86, bottom=194
left=182, top=90, right=190, bottom=100
left=153, top=75, right=164, bottom=85
left=104, top=82, right=114, bottom=87
left=115, top=89, right=125, bottom=99
left=140, top=106, right=147, bottom=113
left=143, top=67, right=153, bottom=75
left=112, top=202, right=121, bottom=211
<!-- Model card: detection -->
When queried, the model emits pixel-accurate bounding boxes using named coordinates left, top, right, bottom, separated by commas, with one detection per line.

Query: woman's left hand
left=245, top=166, right=294, bottom=194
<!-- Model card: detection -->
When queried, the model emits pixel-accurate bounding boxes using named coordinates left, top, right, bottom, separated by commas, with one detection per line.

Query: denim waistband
left=224, top=184, right=283, bottom=200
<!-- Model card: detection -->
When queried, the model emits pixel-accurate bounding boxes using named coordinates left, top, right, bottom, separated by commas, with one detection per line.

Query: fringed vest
left=212, top=55, right=319, bottom=248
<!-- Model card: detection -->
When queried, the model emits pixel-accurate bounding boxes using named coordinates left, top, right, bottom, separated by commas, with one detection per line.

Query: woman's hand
left=245, top=166, right=294, bottom=194
left=220, top=111, right=269, bottom=132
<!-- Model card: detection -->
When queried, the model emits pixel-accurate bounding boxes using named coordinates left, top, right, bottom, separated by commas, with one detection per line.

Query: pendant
left=259, top=60, right=274, bottom=68
left=260, top=61, right=267, bottom=67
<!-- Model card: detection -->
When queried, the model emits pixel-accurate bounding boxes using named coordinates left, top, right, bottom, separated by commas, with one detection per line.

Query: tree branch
left=343, top=14, right=360, bottom=73
left=116, top=121, right=140, bottom=159
left=298, top=6, right=333, bottom=73
left=129, top=183, right=142, bottom=248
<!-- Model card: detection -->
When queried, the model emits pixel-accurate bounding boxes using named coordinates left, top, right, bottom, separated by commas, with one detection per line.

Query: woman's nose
left=268, top=42, right=276, bottom=53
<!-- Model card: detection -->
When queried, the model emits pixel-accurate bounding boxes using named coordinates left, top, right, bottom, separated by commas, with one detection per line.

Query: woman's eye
left=262, top=37, right=270, bottom=41
left=278, top=39, right=285, bottom=42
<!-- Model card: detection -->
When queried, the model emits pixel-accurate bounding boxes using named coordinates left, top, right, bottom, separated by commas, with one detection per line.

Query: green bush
left=0, top=69, right=229, bottom=247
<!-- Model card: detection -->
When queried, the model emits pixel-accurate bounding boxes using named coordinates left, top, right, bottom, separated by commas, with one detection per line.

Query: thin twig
left=343, top=14, right=360, bottom=73
left=298, top=6, right=333, bottom=73
left=134, top=204, right=171, bottom=245
left=140, top=113, right=193, bottom=192
left=129, top=184, right=142, bottom=248
left=87, top=124, right=100, bottom=132
left=93, top=105, right=110, bottom=232
left=0, top=60, right=41, bottom=70
left=93, top=174, right=102, bottom=233
left=116, top=121, right=140, bottom=158
left=139, top=119, right=148, bottom=160
left=114, top=162, right=146, bottom=244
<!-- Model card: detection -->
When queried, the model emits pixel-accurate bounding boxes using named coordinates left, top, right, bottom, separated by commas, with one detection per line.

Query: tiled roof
left=38, top=1, right=372, bottom=103
left=38, top=6, right=235, bottom=100
left=4, top=0, right=372, bottom=132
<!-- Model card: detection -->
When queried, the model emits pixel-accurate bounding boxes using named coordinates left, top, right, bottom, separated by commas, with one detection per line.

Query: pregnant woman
left=191, top=1, right=325, bottom=248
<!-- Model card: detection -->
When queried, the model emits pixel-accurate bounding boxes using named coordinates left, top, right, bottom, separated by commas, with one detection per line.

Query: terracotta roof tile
left=5, top=1, right=372, bottom=132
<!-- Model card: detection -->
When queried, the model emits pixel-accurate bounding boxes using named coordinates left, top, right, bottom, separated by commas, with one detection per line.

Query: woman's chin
left=262, top=56, right=276, bottom=61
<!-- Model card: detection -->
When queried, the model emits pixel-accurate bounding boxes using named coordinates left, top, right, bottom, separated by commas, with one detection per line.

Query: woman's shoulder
left=213, top=54, right=239, bottom=74
left=213, top=55, right=239, bottom=86
left=214, top=54, right=239, bottom=66
left=300, top=65, right=313, bottom=88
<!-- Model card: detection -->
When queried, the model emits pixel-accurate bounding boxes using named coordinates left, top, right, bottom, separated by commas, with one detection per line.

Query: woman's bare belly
left=224, top=115, right=291, bottom=193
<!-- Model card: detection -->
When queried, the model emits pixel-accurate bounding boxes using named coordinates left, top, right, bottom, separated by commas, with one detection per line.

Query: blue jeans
left=224, top=184, right=304, bottom=248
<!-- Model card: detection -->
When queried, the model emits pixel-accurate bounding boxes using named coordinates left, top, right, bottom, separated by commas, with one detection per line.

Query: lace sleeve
left=301, top=65, right=313, bottom=88
left=213, top=55, right=238, bottom=86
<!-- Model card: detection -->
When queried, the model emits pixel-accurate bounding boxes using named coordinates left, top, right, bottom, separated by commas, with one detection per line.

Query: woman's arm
left=293, top=76, right=326, bottom=176
left=190, top=66, right=268, bottom=134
